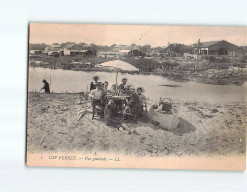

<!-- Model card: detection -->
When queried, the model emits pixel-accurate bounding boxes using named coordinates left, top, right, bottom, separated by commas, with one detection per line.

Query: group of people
left=39, top=75, right=146, bottom=132
left=89, top=76, right=146, bottom=132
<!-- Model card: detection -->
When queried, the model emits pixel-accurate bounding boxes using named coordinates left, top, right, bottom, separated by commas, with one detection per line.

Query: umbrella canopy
left=97, top=60, right=139, bottom=73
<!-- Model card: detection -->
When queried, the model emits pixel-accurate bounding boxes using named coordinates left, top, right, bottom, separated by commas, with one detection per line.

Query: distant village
left=29, top=40, right=247, bottom=85
left=30, top=39, right=247, bottom=61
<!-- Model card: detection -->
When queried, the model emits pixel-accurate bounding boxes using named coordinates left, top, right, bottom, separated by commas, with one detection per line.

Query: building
left=113, top=46, right=145, bottom=57
left=44, top=44, right=63, bottom=56
left=64, top=49, right=96, bottom=57
left=29, top=50, right=43, bottom=55
left=65, top=43, right=81, bottom=51
left=43, top=43, right=96, bottom=57
left=192, top=40, right=239, bottom=59
left=45, top=44, right=63, bottom=52
left=97, top=51, right=117, bottom=58
left=63, top=43, right=96, bottom=57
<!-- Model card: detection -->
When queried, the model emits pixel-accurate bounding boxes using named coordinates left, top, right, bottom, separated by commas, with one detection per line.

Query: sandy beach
left=26, top=92, right=246, bottom=157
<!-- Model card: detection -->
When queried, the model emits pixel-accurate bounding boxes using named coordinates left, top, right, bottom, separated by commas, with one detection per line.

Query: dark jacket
left=104, top=104, right=122, bottom=127
left=90, top=82, right=97, bottom=91
left=43, top=82, right=50, bottom=93
left=127, top=93, right=143, bottom=116
left=104, top=104, right=118, bottom=118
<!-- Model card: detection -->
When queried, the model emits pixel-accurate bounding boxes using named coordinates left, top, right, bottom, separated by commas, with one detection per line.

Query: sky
left=29, top=23, right=247, bottom=47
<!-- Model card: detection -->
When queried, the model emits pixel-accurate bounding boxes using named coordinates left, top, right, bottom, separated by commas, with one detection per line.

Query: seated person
left=103, top=81, right=109, bottom=94
left=118, top=78, right=128, bottom=94
left=89, top=83, right=103, bottom=107
left=136, top=87, right=146, bottom=103
left=101, top=81, right=109, bottom=106
left=124, top=89, right=143, bottom=118
left=104, top=99, right=130, bottom=133
left=110, top=84, right=117, bottom=92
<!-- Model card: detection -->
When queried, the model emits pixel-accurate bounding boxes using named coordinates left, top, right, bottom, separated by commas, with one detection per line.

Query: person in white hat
left=136, top=87, right=146, bottom=103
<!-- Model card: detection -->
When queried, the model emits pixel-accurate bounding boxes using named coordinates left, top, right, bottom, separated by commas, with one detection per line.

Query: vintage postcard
left=26, top=23, right=247, bottom=170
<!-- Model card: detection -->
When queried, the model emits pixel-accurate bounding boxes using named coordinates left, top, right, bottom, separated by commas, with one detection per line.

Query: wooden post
left=115, top=70, right=118, bottom=92
left=50, top=75, right=51, bottom=93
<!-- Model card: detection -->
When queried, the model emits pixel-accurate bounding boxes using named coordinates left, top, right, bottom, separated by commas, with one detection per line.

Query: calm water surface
left=28, top=67, right=247, bottom=104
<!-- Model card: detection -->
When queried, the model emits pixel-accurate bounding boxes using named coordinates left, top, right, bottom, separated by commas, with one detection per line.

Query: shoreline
left=29, top=63, right=247, bottom=86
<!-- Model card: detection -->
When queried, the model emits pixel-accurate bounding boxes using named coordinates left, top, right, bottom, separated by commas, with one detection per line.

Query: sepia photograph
left=26, top=23, right=247, bottom=170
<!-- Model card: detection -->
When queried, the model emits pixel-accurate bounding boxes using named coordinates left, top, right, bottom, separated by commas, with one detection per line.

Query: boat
left=147, top=106, right=180, bottom=130
left=147, top=98, right=180, bottom=130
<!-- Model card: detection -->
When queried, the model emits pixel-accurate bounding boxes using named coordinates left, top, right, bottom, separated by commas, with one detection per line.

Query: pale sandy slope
left=27, top=93, right=246, bottom=157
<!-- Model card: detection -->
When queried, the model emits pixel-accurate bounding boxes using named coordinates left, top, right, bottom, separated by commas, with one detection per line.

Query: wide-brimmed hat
left=136, top=87, right=145, bottom=93
left=122, top=78, right=127, bottom=81
left=93, top=76, right=99, bottom=80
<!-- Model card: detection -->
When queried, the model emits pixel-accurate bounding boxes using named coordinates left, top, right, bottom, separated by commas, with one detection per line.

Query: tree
left=78, top=42, right=87, bottom=47
left=142, top=45, right=152, bottom=52
left=160, top=43, right=193, bottom=54
left=29, top=43, right=48, bottom=50
left=60, top=42, right=76, bottom=48
left=89, top=43, right=98, bottom=53
left=153, top=46, right=163, bottom=51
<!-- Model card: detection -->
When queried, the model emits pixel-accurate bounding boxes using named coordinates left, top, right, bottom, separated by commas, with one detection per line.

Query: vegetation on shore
left=29, top=55, right=247, bottom=85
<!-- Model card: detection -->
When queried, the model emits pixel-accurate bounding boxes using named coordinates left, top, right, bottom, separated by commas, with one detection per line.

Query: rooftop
left=192, top=40, right=222, bottom=48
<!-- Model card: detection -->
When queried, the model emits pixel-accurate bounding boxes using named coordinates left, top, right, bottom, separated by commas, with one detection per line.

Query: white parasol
left=96, top=60, right=139, bottom=91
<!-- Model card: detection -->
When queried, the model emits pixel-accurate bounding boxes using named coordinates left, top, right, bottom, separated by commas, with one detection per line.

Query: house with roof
left=45, top=44, right=63, bottom=52
left=62, top=43, right=95, bottom=57
left=64, top=48, right=96, bottom=57
left=97, top=51, right=117, bottom=58
left=192, top=40, right=239, bottom=59
left=65, top=43, right=81, bottom=51
left=29, top=50, right=43, bottom=55
left=44, top=44, right=63, bottom=56
left=114, top=45, right=145, bottom=57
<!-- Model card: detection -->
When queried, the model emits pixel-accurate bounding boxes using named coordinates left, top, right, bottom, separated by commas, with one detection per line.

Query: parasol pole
left=50, top=75, right=51, bottom=93
left=115, top=69, right=118, bottom=92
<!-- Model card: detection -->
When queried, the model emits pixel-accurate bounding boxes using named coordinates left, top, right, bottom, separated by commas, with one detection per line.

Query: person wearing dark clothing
left=118, top=78, right=128, bottom=93
left=90, top=76, right=99, bottom=91
left=104, top=99, right=130, bottom=132
left=40, top=79, right=50, bottom=94
left=104, top=99, right=123, bottom=128
left=125, top=92, right=143, bottom=118
left=104, top=98, right=131, bottom=135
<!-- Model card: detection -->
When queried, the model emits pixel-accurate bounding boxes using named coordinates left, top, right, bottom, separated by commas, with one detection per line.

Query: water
left=28, top=67, right=247, bottom=104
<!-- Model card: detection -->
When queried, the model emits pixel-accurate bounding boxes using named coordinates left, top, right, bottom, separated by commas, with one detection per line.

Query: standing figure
left=89, top=83, right=103, bottom=107
left=90, top=76, right=99, bottom=91
left=40, top=79, right=50, bottom=94
left=90, top=83, right=104, bottom=119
